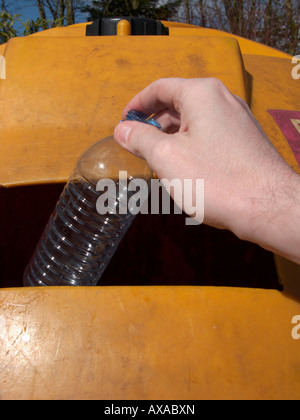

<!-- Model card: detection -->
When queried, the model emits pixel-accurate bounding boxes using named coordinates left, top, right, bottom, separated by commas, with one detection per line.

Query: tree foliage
left=81, top=0, right=182, bottom=21
left=0, top=10, right=19, bottom=43
left=0, top=1, right=81, bottom=43
left=21, top=16, right=64, bottom=35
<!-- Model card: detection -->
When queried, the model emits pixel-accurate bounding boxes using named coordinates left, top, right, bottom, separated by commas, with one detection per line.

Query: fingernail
left=119, top=124, right=133, bottom=144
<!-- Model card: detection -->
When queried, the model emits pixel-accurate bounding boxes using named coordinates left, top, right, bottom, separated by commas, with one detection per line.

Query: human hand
left=114, top=78, right=300, bottom=264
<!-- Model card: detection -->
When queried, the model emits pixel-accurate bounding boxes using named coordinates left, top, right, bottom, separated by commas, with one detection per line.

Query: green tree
left=0, top=10, right=20, bottom=44
left=22, top=16, right=64, bottom=35
left=82, top=0, right=182, bottom=21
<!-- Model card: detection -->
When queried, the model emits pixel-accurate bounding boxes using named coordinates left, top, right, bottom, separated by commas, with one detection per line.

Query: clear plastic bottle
left=23, top=110, right=159, bottom=286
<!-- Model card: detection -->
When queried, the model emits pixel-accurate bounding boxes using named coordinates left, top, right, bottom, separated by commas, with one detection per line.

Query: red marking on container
left=268, top=110, right=300, bottom=166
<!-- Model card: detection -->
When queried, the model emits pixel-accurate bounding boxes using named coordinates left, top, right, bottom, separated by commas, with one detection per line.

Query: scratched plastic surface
left=1, top=286, right=300, bottom=400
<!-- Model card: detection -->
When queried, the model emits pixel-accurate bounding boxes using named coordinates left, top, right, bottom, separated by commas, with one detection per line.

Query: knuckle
left=181, top=78, right=228, bottom=103
left=205, top=77, right=226, bottom=92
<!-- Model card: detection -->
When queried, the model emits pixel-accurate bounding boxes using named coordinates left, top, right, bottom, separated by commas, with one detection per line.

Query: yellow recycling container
left=0, top=17, right=300, bottom=400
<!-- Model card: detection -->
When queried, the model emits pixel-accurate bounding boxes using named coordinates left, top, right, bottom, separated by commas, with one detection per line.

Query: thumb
left=114, top=120, right=167, bottom=165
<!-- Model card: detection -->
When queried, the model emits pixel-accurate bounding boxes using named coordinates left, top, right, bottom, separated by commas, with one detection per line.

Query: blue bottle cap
left=123, top=109, right=161, bottom=130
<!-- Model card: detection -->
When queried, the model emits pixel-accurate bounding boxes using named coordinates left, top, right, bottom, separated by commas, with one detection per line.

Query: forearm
left=234, top=168, right=300, bottom=265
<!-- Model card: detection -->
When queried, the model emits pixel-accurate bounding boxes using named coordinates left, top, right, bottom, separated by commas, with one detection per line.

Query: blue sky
left=7, top=1, right=88, bottom=32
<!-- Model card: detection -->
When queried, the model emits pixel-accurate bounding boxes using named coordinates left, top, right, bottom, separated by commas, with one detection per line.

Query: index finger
left=122, top=78, right=187, bottom=120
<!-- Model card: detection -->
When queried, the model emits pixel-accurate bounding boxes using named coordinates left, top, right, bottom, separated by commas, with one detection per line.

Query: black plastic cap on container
left=86, top=17, right=169, bottom=36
